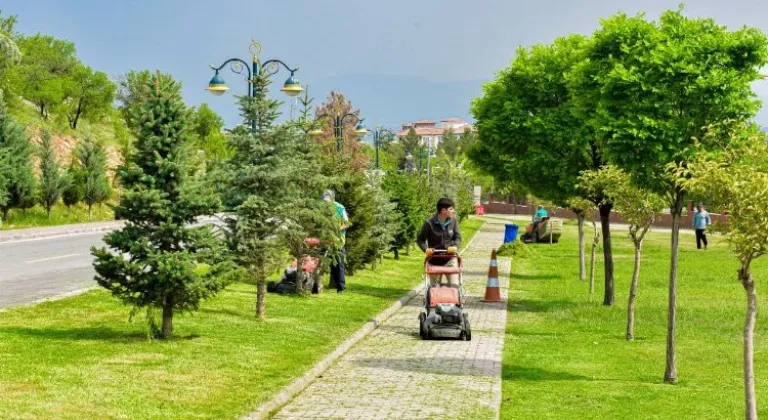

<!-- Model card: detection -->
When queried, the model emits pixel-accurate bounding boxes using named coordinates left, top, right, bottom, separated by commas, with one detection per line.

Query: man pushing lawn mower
left=416, top=197, right=471, bottom=340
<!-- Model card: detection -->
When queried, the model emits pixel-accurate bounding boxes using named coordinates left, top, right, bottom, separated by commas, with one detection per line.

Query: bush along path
left=265, top=217, right=510, bottom=420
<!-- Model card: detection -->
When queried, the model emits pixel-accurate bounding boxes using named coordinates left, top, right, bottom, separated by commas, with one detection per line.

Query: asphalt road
left=0, top=232, right=106, bottom=310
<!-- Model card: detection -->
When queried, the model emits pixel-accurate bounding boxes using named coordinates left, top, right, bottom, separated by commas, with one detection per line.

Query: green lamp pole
left=309, top=113, right=367, bottom=152
left=369, top=127, right=394, bottom=169
left=206, top=39, right=304, bottom=133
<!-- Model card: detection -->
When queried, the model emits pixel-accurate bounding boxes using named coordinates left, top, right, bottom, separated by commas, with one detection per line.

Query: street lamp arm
left=340, top=113, right=363, bottom=125
left=260, top=59, right=299, bottom=77
left=210, top=58, right=252, bottom=80
left=376, top=128, right=395, bottom=138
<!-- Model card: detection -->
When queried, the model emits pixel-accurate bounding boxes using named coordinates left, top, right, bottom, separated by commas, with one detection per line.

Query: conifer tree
left=92, top=73, right=232, bottom=339
left=37, top=130, right=71, bottom=217
left=0, top=92, right=34, bottom=221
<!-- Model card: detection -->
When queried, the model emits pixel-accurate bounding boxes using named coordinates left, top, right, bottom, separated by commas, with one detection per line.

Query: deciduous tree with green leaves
left=189, top=103, right=229, bottom=161
left=676, top=126, right=768, bottom=420
left=471, top=34, right=616, bottom=303
left=10, top=34, right=77, bottom=119
left=0, top=10, right=20, bottom=75
left=573, top=8, right=768, bottom=382
left=65, top=64, right=116, bottom=129
left=92, top=73, right=231, bottom=339
left=585, top=165, right=665, bottom=340
left=37, top=130, right=71, bottom=217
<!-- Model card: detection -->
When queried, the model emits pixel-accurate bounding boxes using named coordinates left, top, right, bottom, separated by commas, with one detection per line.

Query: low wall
left=483, top=201, right=727, bottom=229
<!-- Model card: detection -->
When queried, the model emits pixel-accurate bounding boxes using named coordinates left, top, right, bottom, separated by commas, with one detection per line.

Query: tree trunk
left=599, top=203, right=614, bottom=306
left=46, top=205, right=51, bottom=219
left=70, top=100, right=82, bottom=130
left=578, top=212, right=586, bottom=281
left=665, top=191, right=684, bottom=383
left=590, top=221, right=598, bottom=296
left=88, top=204, right=93, bottom=221
left=393, top=248, right=399, bottom=260
left=256, top=265, right=266, bottom=319
left=741, top=265, right=757, bottom=420
left=161, top=303, right=173, bottom=339
left=627, top=243, right=642, bottom=340
left=589, top=242, right=597, bottom=296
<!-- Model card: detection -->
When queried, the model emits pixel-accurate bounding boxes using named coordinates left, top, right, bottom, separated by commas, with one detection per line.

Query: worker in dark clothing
left=417, top=197, right=462, bottom=285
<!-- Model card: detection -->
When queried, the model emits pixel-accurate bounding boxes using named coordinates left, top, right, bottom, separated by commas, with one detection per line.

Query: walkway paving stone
left=269, top=219, right=510, bottom=420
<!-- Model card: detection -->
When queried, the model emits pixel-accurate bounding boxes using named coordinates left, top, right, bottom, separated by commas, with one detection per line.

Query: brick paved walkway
left=270, top=219, right=510, bottom=420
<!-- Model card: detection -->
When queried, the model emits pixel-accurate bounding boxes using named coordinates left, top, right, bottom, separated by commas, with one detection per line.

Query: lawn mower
left=418, top=250, right=471, bottom=341
left=520, top=216, right=563, bottom=244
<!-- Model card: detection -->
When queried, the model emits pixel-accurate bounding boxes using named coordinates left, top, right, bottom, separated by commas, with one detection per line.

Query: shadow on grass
left=199, top=307, right=253, bottom=319
left=513, top=273, right=563, bottom=280
left=0, top=326, right=148, bottom=342
left=349, top=283, right=413, bottom=300
left=509, top=299, right=576, bottom=313
left=503, top=364, right=592, bottom=381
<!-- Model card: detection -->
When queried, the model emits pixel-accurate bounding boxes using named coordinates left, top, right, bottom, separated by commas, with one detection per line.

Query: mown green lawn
left=1, top=202, right=115, bottom=230
left=0, top=218, right=483, bottom=420
left=502, top=223, right=768, bottom=419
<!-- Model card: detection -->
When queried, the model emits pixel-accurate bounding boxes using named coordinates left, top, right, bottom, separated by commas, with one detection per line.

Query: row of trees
left=471, top=7, right=768, bottom=418
left=0, top=93, right=110, bottom=221
left=0, top=11, right=115, bottom=129
left=87, top=69, right=477, bottom=340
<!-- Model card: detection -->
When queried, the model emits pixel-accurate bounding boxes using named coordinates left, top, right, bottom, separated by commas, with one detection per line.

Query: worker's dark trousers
left=330, top=248, right=346, bottom=292
left=695, top=229, right=708, bottom=249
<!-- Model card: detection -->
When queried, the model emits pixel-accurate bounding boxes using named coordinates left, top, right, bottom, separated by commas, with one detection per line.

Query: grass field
left=0, top=218, right=483, bottom=420
left=501, top=222, right=767, bottom=419
left=1, top=202, right=115, bottom=230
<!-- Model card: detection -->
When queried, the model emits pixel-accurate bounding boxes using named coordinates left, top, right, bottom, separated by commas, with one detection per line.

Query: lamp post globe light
left=206, top=39, right=303, bottom=132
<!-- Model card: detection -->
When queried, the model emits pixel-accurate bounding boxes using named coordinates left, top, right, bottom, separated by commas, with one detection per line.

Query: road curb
left=0, top=286, right=98, bottom=313
left=0, top=222, right=124, bottom=243
left=243, top=281, right=424, bottom=420
left=0, top=216, right=223, bottom=243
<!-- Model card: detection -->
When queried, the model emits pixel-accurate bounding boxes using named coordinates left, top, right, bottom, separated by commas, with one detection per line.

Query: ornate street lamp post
left=207, top=39, right=303, bottom=132
left=308, top=113, right=367, bottom=153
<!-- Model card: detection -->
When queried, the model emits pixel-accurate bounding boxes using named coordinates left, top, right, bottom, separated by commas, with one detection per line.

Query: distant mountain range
left=300, top=74, right=488, bottom=129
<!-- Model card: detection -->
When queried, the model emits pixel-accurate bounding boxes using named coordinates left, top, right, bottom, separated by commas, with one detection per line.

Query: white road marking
left=25, top=253, right=82, bottom=264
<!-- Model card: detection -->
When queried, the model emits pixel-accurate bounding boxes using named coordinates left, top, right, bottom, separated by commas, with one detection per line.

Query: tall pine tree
left=0, top=91, right=34, bottom=221
left=61, top=155, right=83, bottom=215
left=222, top=75, right=327, bottom=316
left=37, top=130, right=71, bottom=217
left=281, top=87, right=343, bottom=293
left=92, top=72, right=232, bottom=339
left=73, top=135, right=110, bottom=220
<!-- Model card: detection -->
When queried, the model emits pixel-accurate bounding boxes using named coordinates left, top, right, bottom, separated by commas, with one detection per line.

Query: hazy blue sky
left=3, top=0, right=768, bottom=127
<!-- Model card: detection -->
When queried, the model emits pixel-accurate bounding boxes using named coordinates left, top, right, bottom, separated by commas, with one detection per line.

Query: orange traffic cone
left=482, top=249, right=504, bottom=302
